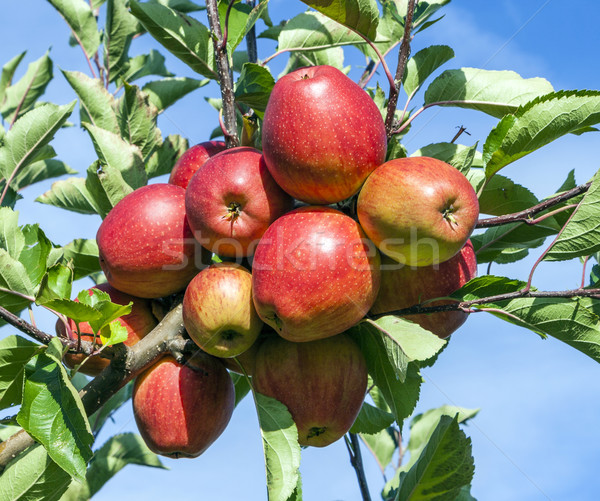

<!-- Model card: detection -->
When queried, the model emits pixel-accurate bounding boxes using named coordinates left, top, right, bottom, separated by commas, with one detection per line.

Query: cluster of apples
left=58, top=65, right=479, bottom=458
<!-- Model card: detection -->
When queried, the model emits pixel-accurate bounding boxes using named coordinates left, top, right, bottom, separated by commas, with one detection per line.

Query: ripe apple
left=261, top=65, right=387, bottom=205
left=168, top=141, right=226, bottom=189
left=252, top=206, right=381, bottom=342
left=132, top=352, right=235, bottom=458
left=357, top=156, right=479, bottom=267
left=97, top=183, right=210, bottom=298
left=183, top=262, right=263, bottom=358
left=371, top=240, right=477, bottom=339
left=253, top=333, right=367, bottom=447
left=56, top=282, right=158, bottom=376
left=185, top=147, right=294, bottom=258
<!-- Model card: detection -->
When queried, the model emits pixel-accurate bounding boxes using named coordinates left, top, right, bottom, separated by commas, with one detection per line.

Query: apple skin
left=183, top=262, right=264, bottom=358
left=261, top=65, right=387, bottom=205
left=185, top=147, right=294, bottom=258
left=371, top=240, right=477, bottom=339
left=357, top=156, right=479, bottom=267
left=168, top=141, right=226, bottom=189
left=132, top=352, right=235, bottom=458
left=253, top=333, right=367, bottom=447
left=56, top=283, right=158, bottom=376
left=97, top=183, right=210, bottom=298
left=252, top=206, right=381, bottom=342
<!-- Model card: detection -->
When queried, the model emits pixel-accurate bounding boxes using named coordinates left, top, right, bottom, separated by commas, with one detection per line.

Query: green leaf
left=393, top=416, right=474, bottom=501
left=130, top=0, right=217, bottom=80
left=218, top=0, right=252, bottom=53
left=0, top=51, right=27, bottom=104
left=357, top=0, right=403, bottom=58
left=144, top=134, right=188, bottom=178
left=255, top=392, right=301, bottom=501
left=0, top=250, right=35, bottom=313
left=48, top=0, right=101, bottom=59
left=115, top=83, right=161, bottom=159
left=478, top=174, right=539, bottom=216
left=235, top=63, right=275, bottom=117
left=99, top=319, right=129, bottom=346
left=36, top=176, right=101, bottom=215
left=148, top=0, right=204, bottom=12
left=403, top=45, right=454, bottom=98
left=11, top=159, right=77, bottom=191
left=105, top=0, right=139, bottom=83
left=350, top=401, right=395, bottom=434
left=118, top=50, right=173, bottom=83
left=84, top=162, right=137, bottom=215
left=300, top=0, right=379, bottom=40
left=36, top=263, right=73, bottom=304
left=545, top=169, right=600, bottom=261
left=280, top=47, right=346, bottom=77
left=360, top=427, right=397, bottom=474
left=404, top=406, right=479, bottom=471
left=20, top=224, right=53, bottom=287
left=0, top=101, right=76, bottom=189
left=89, top=382, right=133, bottom=435
left=278, top=11, right=363, bottom=53
left=83, top=123, right=147, bottom=189
left=0, top=335, right=43, bottom=410
left=0, top=206, right=24, bottom=257
left=411, top=142, right=481, bottom=174
left=142, top=77, right=208, bottom=113
left=42, top=298, right=102, bottom=324
left=17, top=338, right=94, bottom=481
left=62, top=70, right=119, bottom=133
left=0, top=52, right=53, bottom=124
left=350, top=323, right=422, bottom=426
left=484, top=90, right=600, bottom=177
left=61, top=238, right=101, bottom=280
left=424, top=68, right=554, bottom=119
left=230, top=373, right=252, bottom=407
left=0, top=444, right=71, bottom=501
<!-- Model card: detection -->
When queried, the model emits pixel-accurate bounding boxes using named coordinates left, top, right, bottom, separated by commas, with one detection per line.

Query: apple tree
left=1, top=1, right=600, bottom=500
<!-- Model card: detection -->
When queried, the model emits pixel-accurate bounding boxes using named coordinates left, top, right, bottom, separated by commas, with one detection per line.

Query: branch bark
left=245, top=0, right=258, bottom=64
left=384, top=0, right=416, bottom=137
left=0, top=303, right=192, bottom=471
left=206, top=0, right=240, bottom=148
left=346, top=433, right=372, bottom=501
left=476, top=181, right=591, bottom=228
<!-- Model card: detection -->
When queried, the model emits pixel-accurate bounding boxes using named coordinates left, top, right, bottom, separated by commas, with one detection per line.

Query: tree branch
left=245, top=0, right=258, bottom=63
left=476, top=182, right=591, bottom=228
left=370, top=287, right=600, bottom=320
left=206, top=0, right=240, bottom=148
left=346, top=433, right=372, bottom=501
left=384, top=0, right=416, bottom=138
left=0, top=303, right=194, bottom=471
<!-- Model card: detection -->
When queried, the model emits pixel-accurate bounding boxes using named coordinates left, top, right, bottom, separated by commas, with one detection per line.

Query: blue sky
left=2, top=1, right=600, bottom=500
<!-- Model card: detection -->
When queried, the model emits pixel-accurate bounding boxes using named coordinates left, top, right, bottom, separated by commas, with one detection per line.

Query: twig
left=582, top=256, right=591, bottom=289
left=384, top=0, right=416, bottom=137
left=476, top=182, right=591, bottom=228
left=245, top=0, right=258, bottom=63
left=369, top=287, right=600, bottom=319
left=206, top=0, right=240, bottom=148
left=345, top=433, right=372, bottom=501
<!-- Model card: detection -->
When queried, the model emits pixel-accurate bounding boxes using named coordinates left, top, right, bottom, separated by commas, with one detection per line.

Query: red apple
left=183, top=262, right=263, bottom=358
left=97, top=183, right=210, bottom=298
left=357, top=156, right=479, bottom=267
left=56, top=283, right=158, bottom=376
left=253, top=333, right=367, bottom=447
left=371, top=240, right=477, bottom=338
left=261, top=65, right=387, bottom=205
left=252, top=206, right=380, bottom=342
left=132, top=352, right=235, bottom=458
left=185, top=147, right=294, bottom=258
left=169, top=141, right=226, bottom=189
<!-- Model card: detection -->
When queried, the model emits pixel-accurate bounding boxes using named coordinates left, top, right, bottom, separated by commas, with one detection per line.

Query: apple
left=253, top=333, right=367, bottom=447
left=185, top=147, right=294, bottom=258
left=371, top=240, right=477, bottom=339
left=252, top=206, right=381, bottom=342
left=56, top=282, right=158, bottom=376
left=168, top=141, right=226, bottom=189
left=261, top=65, right=387, bottom=205
left=183, top=262, right=263, bottom=358
left=357, top=156, right=479, bottom=267
left=97, top=183, right=210, bottom=298
left=132, top=352, right=235, bottom=458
